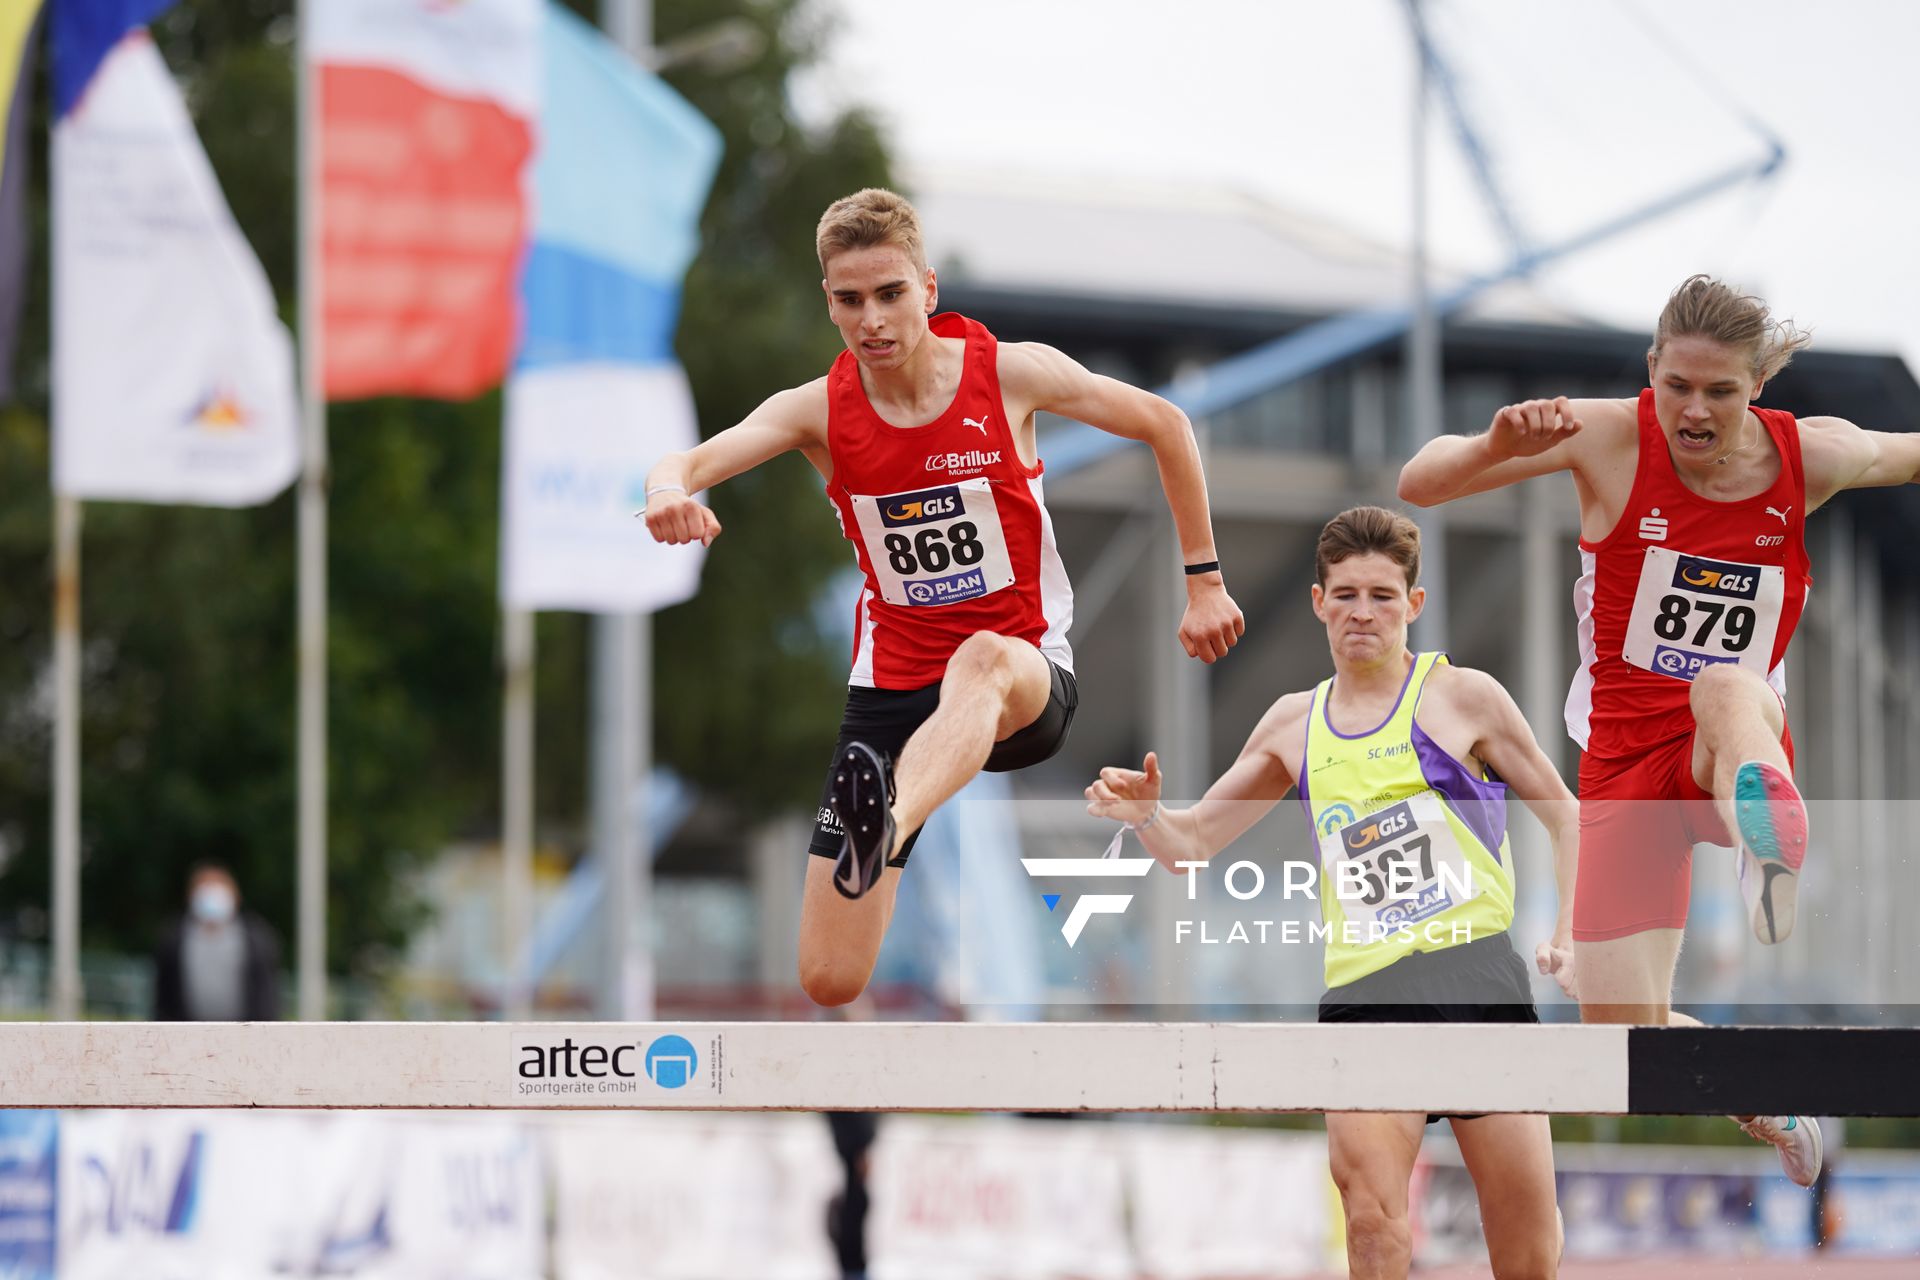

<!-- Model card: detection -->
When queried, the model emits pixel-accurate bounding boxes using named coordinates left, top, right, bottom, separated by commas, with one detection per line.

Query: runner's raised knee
left=944, top=630, right=1021, bottom=685
left=1688, top=662, right=1774, bottom=716
left=799, top=956, right=873, bottom=1008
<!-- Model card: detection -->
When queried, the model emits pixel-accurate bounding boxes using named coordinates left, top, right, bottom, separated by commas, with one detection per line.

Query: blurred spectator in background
left=1812, top=1117, right=1845, bottom=1249
left=152, top=864, right=281, bottom=1021
left=821, top=993, right=878, bottom=1277
left=825, top=1110, right=877, bottom=1279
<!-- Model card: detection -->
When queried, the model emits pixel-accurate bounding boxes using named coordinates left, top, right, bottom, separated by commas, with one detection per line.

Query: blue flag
left=502, top=3, right=723, bottom=612
left=0, top=1, right=45, bottom=402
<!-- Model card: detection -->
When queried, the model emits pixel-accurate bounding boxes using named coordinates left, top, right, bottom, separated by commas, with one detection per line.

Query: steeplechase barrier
left=0, top=1022, right=1911, bottom=1114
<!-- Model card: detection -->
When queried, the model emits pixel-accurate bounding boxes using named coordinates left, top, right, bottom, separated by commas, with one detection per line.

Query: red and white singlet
left=825, top=313, right=1074, bottom=690
left=1566, top=389, right=1812, bottom=760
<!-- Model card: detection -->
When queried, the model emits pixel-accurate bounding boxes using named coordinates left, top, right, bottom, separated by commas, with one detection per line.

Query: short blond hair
left=816, top=188, right=926, bottom=274
left=1650, top=274, right=1812, bottom=383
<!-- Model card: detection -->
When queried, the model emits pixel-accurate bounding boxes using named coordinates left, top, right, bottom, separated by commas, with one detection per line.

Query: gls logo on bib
left=881, top=485, right=962, bottom=527
left=1671, top=554, right=1761, bottom=599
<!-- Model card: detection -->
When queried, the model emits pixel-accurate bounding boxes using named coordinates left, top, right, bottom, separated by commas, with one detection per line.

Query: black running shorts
left=1316, top=929, right=1540, bottom=1124
left=807, top=658, right=1078, bottom=868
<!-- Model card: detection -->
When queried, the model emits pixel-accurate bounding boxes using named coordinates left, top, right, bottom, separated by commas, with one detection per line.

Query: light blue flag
left=517, top=2, right=723, bottom=371
left=501, top=2, right=724, bottom=612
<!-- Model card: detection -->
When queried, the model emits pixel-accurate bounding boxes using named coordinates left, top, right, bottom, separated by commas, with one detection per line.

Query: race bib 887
left=1317, top=791, right=1481, bottom=931
left=850, top=478, right=1016, bottom=608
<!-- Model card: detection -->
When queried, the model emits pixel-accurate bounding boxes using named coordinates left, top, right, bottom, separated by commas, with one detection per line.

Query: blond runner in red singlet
left=644, top=189, right=1244, bottom=1007
left=1399, top=275, right=1920, bottom=1185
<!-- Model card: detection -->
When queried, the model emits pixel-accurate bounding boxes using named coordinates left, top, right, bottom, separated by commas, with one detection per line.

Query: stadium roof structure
left=913, top=167, right=1586, bottom=329
left=914, top=169, right=1920, bottom=567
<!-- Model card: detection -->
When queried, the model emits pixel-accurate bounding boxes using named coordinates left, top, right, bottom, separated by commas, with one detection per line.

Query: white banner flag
left=502, top=363, right=707, bottom=612
left=52, top=32, right=297, bottom=506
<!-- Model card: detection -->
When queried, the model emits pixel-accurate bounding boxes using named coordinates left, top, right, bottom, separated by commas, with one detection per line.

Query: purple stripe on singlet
left=1411, top=717, right=1509, bottom=863
left=1296, top=684, right=1320, bottom=828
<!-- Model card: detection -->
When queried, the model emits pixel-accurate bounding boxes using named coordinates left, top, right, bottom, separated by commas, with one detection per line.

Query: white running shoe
left=1733, top=760, right=1808, bottom=945
left=1739, top=1113, right=1824, bottom=1187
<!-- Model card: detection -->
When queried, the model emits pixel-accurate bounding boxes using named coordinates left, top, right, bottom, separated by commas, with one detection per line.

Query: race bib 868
left=850, top=478, right=1016, bottom=607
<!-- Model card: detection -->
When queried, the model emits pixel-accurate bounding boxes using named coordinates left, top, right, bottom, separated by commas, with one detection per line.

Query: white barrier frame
left=0, top=1022, right=1909, bottom=1114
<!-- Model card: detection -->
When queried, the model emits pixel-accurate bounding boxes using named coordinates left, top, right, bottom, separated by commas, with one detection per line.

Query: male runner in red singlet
left=1399, top=275, right=1920, bottom=1184
left=644, top=188, right=1244, bottom=1006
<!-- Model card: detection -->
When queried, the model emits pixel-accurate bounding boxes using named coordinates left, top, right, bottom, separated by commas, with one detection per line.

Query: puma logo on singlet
left=1765, top=505, right=1792, bottom=524
left=962, top=414, right=991, bottom=435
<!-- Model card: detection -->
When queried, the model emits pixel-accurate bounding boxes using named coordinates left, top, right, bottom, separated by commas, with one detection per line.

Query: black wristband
left=1183, top=560, right=1221, bottom=576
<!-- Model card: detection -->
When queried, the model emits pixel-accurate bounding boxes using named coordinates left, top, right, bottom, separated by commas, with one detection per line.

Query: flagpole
left=502, top=606, right=535, bottom=1020
left=50, top=495, right=81, bottom=1021
left=295, top=0, right=329, bottom=1022
left=599, top=0, right=655, bottom=1023
left=48, top=48, right=81, bottom=1020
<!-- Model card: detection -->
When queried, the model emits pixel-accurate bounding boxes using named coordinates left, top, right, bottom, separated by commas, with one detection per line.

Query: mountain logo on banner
left=187, top=387, right=252, bottom=432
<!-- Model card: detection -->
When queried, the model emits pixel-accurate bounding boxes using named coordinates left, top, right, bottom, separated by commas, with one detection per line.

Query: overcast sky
left=795, top=0, right=1920, bottom=395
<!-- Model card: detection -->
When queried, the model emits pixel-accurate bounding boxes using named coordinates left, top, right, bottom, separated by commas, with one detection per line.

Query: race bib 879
left=850, top=478, right=1016, bottom=608
left=1622, top=547, right=1785, bottom=682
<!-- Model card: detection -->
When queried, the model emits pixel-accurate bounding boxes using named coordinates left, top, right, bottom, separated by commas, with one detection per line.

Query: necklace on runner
left=1716, top=416, right=1760, bottom=465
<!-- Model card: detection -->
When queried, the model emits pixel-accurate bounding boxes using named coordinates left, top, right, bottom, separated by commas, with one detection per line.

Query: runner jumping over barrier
left=645, top=188, right=1243, bottom=1006
left=1398, top=275, right=1920, bottom=1183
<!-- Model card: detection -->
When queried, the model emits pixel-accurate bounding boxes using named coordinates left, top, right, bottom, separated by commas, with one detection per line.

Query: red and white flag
left=308, top=0, right=539, bottom=401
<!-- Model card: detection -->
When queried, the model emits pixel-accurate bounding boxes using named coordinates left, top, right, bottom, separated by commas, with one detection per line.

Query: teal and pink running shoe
left=1734, top=760, right=1808, bottom=945
left=1740, top=1113, right=1824, bottom=1187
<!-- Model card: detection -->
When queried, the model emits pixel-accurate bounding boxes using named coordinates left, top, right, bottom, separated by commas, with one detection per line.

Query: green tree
left=0, top=0, right=890, bottom=992
left=648, top=0, right=893, bottom=815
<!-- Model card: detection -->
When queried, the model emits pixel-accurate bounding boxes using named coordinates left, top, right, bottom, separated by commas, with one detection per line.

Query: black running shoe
left=829, top=742, right=896, bottom=900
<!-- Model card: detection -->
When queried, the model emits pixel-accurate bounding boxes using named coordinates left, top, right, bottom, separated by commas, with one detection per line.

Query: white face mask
left=191, top=884, right=237, bottom=925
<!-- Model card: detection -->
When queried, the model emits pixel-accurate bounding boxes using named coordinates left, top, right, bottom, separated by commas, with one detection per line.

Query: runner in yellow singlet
left=1086, top=507, right=1578, bottom=1280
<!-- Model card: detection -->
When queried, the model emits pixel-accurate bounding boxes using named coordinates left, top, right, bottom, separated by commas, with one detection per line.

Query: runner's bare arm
left=1451, top=667, right=1580, bottom=996
left=1799, top=415, right=1920, bottom=511
left=1085, top=693, right=1306, bottom=873
left=1002, top=341, right=1245, bottom=662
left=1397, top=397, right=1626, bottom=505
left=643, top=381, right=829, bottom=546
